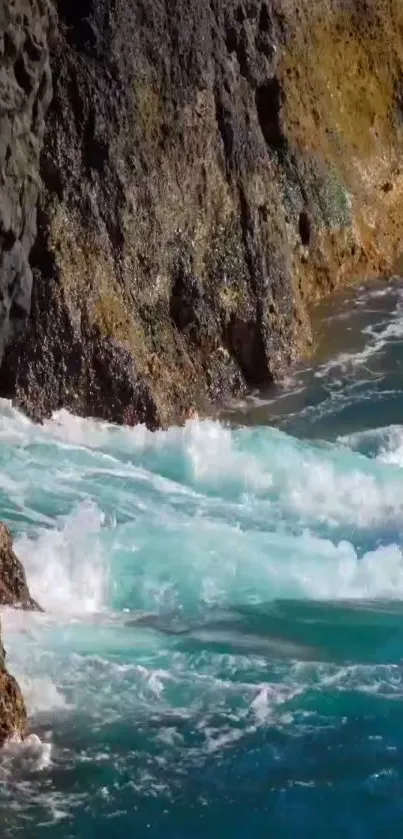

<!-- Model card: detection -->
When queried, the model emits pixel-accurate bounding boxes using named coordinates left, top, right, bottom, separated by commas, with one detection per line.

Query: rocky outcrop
left=0, top=660, right=27, bottom=747
left=1, top=0, right=403, bottom=425
left=0, top=523, right=38, bottom=746
left=0, top=522, right=40, bottom=610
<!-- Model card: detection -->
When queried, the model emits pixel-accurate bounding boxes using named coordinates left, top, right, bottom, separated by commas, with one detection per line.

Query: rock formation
left=0, top=661, right=27, bottom=747
left=1, top=0, right=403, bottom=428
left=0, top=522, right=40, bottom=610
left=0, top=523, right=39, bottom=746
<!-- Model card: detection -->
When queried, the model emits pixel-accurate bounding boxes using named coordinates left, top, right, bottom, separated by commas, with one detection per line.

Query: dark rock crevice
left=255, top=77, right=286, bottom=153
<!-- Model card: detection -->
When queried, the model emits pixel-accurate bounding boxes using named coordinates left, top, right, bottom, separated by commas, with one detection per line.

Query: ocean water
left=2, top=280, right=403, bottom=836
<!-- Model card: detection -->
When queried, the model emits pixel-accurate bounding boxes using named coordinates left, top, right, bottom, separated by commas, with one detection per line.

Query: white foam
left=195, top=526, right=403, bottom=602
left=315, top=302, right=403, bottom=379
left=40, top=411, right=274, bottom=497
left=250, top=682, right=302, bottom=723
left=0, top=400, right=403, bottom=613
left=1, top=397, right=401, bottom=532
left=14, top=500, right=109, bottom=616
left=376, top=427, right=403, bottom=468
left=0, top=397, right=403, bottom=769
left=291, top=539, right=403, bottom=600
left=39, top=409, right=403, bottom=528
left=1, top=733, right=52, bottom=774
left=341, top=424, right=403, bottom=470
left=283, top=455, right=402, bottom=528
left=15, top=675, right=68, bottom=715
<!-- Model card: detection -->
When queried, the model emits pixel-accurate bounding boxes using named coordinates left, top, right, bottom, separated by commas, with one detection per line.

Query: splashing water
left=2, top=281, right=403, bottom=837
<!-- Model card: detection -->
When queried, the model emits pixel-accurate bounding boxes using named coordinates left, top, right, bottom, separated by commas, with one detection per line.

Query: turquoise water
left=2, top=281, right=403, bottom=836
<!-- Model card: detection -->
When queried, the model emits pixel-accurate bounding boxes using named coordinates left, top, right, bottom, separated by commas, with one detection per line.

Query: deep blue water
left=2, top=280, right=403, bottom=837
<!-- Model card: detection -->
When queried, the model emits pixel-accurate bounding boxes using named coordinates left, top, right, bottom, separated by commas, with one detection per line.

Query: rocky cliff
left=1, top=0, right=403, bottom=428
left=0, top=0, right=51, bottom=386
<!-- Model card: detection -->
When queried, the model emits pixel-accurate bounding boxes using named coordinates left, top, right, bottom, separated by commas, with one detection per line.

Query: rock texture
left=0, top=0, right=52, bottom=378
left=1, top=0, right=403, bottom=425
left=0, top=661, right=27, bottom=746
left=0, top=523, right=38, bottom=745
left=0, top=522, right=39, bottom=610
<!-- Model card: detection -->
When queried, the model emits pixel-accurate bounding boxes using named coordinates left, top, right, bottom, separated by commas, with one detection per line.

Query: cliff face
left=1, top=0, right=403, bottom=425
left=0, top=0, right=51, bottom=381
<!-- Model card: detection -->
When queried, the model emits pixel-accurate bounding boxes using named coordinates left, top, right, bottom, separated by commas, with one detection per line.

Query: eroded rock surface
left=1, top=1, right=403, bottom=426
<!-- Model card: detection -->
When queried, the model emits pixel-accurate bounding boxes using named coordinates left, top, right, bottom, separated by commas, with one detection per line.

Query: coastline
left=3, top=2, right=403, bottom=430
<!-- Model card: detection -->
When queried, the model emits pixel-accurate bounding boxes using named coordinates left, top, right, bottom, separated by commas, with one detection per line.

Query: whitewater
left=2, top=280, right=403, bottom=837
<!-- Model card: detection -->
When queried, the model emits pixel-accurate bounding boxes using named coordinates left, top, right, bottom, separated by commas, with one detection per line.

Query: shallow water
left=2, top=280, right=403, bottom=837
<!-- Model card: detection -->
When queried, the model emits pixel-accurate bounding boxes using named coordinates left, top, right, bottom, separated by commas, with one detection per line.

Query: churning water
left=2, top=280, right=403, bottom=837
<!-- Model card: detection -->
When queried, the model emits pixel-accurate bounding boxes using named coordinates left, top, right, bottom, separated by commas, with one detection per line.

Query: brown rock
left=0, top=662, right=27, bottom=746
left=0, top=522, right=41, bottom=611
left=0, top=522, right=39, bottom=746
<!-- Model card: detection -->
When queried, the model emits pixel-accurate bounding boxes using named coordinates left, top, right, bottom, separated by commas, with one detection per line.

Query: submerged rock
left=1, top=1, right=403, bottom=425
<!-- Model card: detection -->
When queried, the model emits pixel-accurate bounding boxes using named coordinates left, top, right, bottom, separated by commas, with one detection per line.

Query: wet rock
left=0, top=521, right=39, bottom=746
left=0, top=522, right=40, bottom=610
left=0, top=663, right=27, bottom=747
